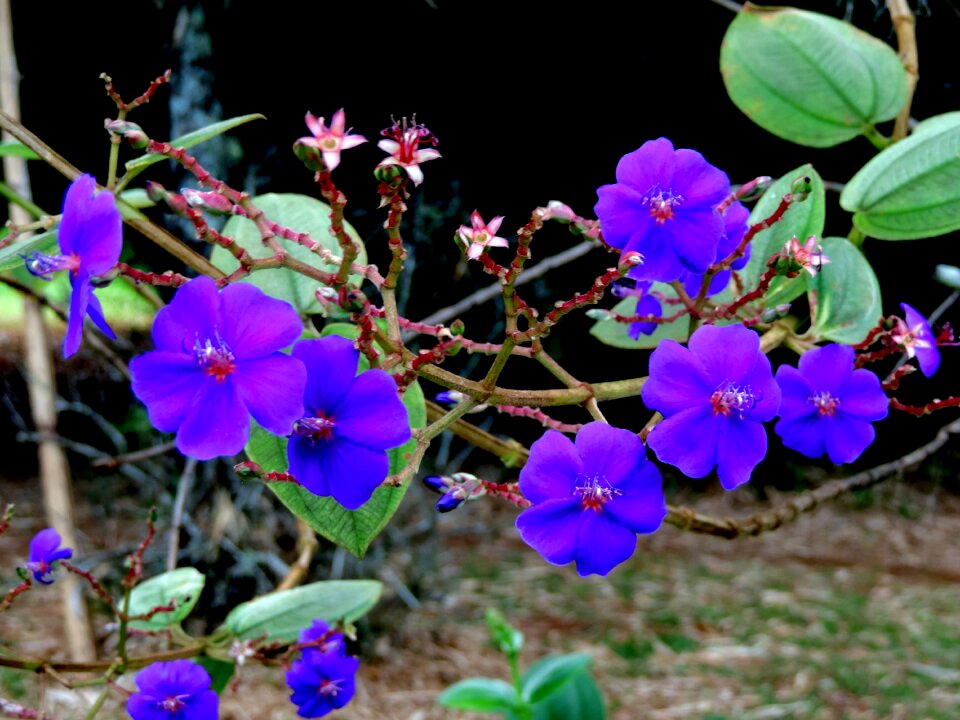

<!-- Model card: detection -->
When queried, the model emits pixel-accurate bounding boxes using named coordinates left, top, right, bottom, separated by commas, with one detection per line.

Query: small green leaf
left=223, top=579, right=382, bottom=643
left=195, top=657, right=234, bottom=694
left=530, top=669, right=606, bottom=720
left=0, top=230, right=57, bottom=273
left=118, top=188, right=155, bottom=209
left=589, top=288, right=690, bottom=350
left=741, top=164, right=825, bottom=307
left=521, top=653, right=592, bottom=705
left=486, top=609, right=524, bottom=656
left=840, top=112, right=960, bottom=239
left=0, top=141, right=39, bottom=160
left=806, top=236, right=882, bottom=343
left=127, top=568, right=205, bottom=631
left=438, top=678, right=521, bottom=714
left=720, top=5, right=907, bottom=147
left=212, top=193, right=367, bottom=315
left=123, top=114, right=265, bottom=178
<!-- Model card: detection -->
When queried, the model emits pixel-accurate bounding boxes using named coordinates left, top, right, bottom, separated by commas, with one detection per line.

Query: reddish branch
left=102, top=70, right=171, bottom=112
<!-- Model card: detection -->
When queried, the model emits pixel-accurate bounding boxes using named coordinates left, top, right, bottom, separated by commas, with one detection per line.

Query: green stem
left=106, top=110, right=126, bottom=191
left=847, top=225, right=866, bottom=249
left=117, top=586, right=132, bottom=669
left=84, top=683, right=112, bottom=720
left=863, top=125, right=892, bottom=150
left=0, top=180, right=44, bottom=218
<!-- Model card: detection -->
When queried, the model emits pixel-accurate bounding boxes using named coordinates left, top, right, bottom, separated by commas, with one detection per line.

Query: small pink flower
left=376, top=117, right=441, bottom=186
left=457, top=210, right=509, bottom=260
left=784, top=235, right=830, bottom=277
left=297, top=109, right=367, bottom=171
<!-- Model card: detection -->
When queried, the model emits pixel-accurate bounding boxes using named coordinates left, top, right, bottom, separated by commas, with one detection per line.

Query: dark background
left=7, top=0, right=960, bottom=481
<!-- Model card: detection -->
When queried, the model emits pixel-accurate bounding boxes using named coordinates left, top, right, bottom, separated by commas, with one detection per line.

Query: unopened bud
left=585, top=308, right=612, bottom=320
left=540, top=201, right=576, bottom=223
left=435, top=390, right=465, bottom=406
left=374, top=164, right=406, bottom=184
left=104, top=119, right=148, bottom=148
left=234, top=461, right=263, bottom=479
left=144, top=181, right=170, bottom=204
left=182, top=188, right=234, bottom=215
left=437, top=489, right=466, bottom=513
left=734, top=176, right=773, bottom=203
left=450, top=319, right=465, bottom=336
left=422, top=474, right=450, bottom=494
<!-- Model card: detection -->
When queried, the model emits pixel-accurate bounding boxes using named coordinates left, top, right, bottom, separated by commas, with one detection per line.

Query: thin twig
left=165, top=458, right=197, bottom=572
left=887, top=0, right=918, bottom=140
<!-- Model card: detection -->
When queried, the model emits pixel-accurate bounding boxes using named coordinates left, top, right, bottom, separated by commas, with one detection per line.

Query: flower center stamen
left=193, top=331, right=237, bottom=383
left=808, top=391, right=840, bottom=416
left=710, top=381, right=757, bottom=419
left=318, top=678, right=343, bottom=697
left=573, top=474, right=622, bottom=512
left=21, top=251, right=81, bottom=280
left=159, top=695, right=188, bottom=712
left=642, top=186, right=684, bottom=225
left=294, top=413, right=337, bottom=442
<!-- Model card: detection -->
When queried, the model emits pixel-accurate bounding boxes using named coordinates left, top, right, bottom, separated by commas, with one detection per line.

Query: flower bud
left=182, top=188, right=234, bottom=215
left=104, top=119, right=148, bottom=148
left=234, top=461, right=263, bottom=479
left=790, top=175, right=813, bottom=203
left=421, top=474, right=450, bottom=494
left=437, top=489, right=466, bottom=513
left=585, top=308, right=612, bottom=320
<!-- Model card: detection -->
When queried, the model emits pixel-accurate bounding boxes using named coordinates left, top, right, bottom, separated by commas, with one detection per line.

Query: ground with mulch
left=2, top=467, right=960, bottom=720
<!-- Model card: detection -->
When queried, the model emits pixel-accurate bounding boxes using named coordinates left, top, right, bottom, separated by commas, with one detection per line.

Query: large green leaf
left=223, top=579, right=382, bottom=643
left=806, top=236, right=882, bottom=343
left=245, top=321, right=424, bottom=555
left=741, top=164, right=825, bottom=306
left=123, top=114, right=265, bottom=179
left=248, top=379, right=424, bottom=557
left=127, top=567, right=205, bottom=631
left=213, top=193, right=367, bottom=315
left=840, top=112, right=960, bottom=239
left=520, top=653, right=592, bottom=705
left=720, top=5, right=907, bottom=147
left=438, top=678, right=521, bottom=714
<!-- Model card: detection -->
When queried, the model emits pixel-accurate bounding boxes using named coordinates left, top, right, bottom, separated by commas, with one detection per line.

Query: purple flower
left=286, top=649, right=359, bottom=718
left=130, top=276, right=307, bottom=460
left=298, top=619, right=346, bottom=657
left=24, top=528, right=72, bottom=584
left=642, top=324, right=781, bottom=491
left=127, top=660, right=218, bottom=720
left=515, top=422, right=667, bottom=577
left=288, top=337, right=411, bottom=510
left=774, top=344, right=889, bottom=464
left=595, top=138, right=731, bottom=283
left=22, top=174, right=122, bottom=358
left=893, top=303, right=940, bottom=377
left=680, top=200, right=751, bottom=297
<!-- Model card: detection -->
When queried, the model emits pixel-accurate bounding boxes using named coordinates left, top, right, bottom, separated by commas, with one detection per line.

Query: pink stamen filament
left=193, top=333, right=237, bottom=383
left=573, top=474, right=621, bottom=512
left=710, top=381, right=757, bottom=419
left=809, top=391, right=840, bottom=416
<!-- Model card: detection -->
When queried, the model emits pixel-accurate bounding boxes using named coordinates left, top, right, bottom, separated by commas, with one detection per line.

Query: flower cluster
left=22, top=174, right=122, bottom=357
left=24, top=528, right=72, bottom=584
left=127, top=660, right=217, bottom=720
left=286, top=619, right=359, bottom=718
left=515, top=422, right=666, bottom=576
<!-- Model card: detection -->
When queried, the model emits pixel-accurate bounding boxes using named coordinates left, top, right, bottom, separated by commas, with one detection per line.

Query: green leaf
left=486, top=609, right=524, bottom=656
left=521, top=653, right=592, bottom=705
left=195, top=657, right=235, bottom=694
left=123, top=114, right=265, bottom=178
left=118, top=188, right=154, bottom=209
left=840, top=112, right=960, bottom=239
left=530, top=670, right=606, bottom=720
left=0, top=141, right=39, bottom=160
left=127, top=568, right=205, bottom=631
left=437, top=678, right=521, bottom=714
left=212, top=193, right=367, bottom=315
left=589, top=287, right=690, bottom=350
left=223, top=579, right=382, bottom=643
left=806, top=236, right=882, bottom=343
left=741, top=164, right=825, bottom=307
left=0, top=230, right=57, bottom=272
left=244, top=328, right=425, bottom=557
left=720, top=5, right=907, bottom=147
